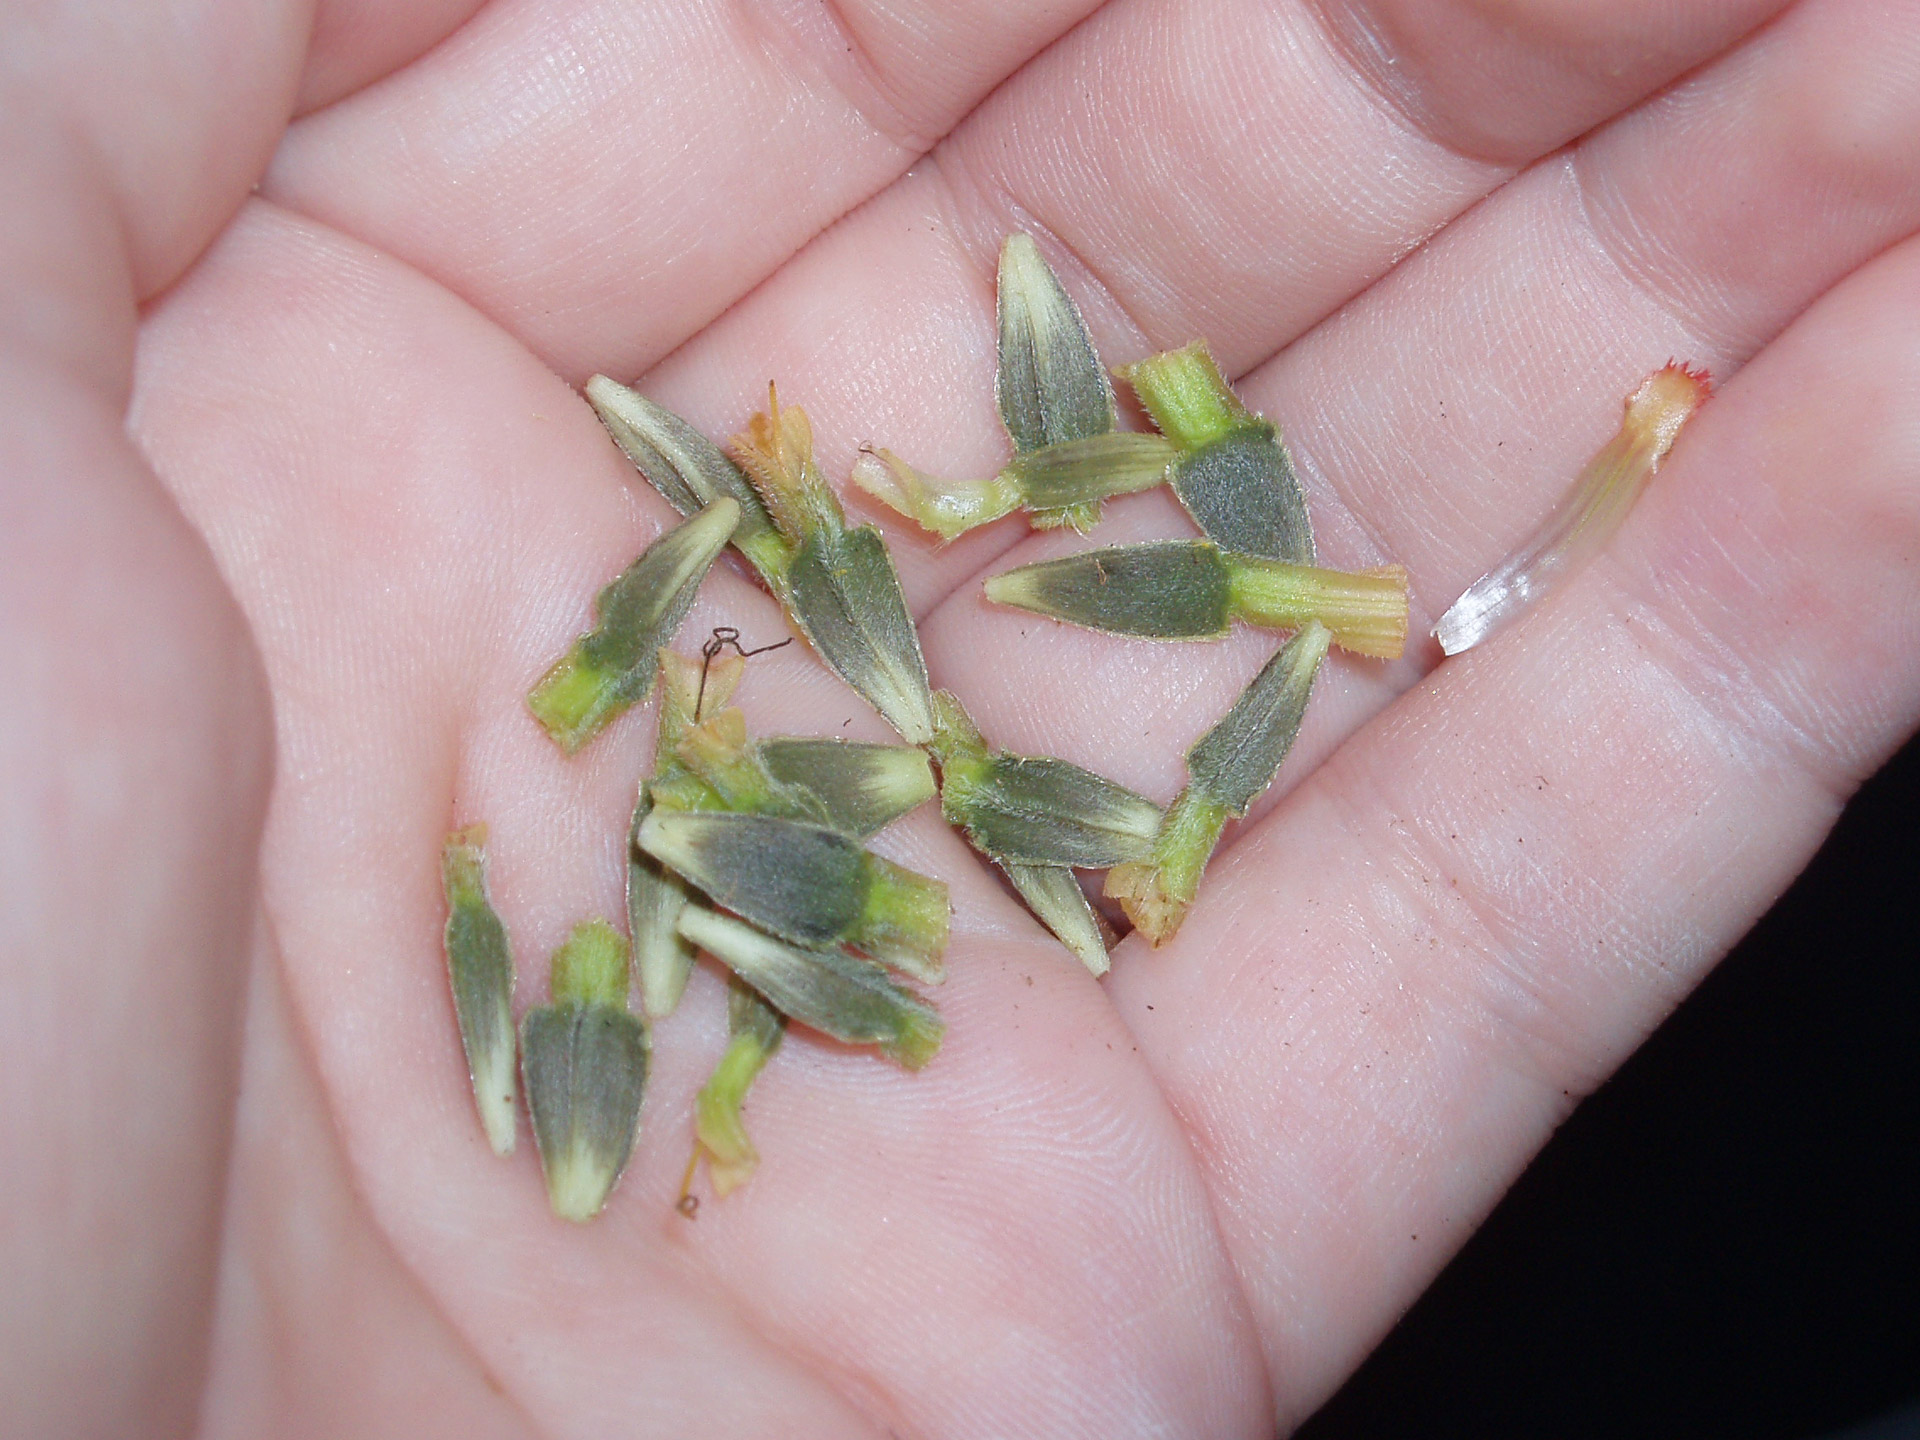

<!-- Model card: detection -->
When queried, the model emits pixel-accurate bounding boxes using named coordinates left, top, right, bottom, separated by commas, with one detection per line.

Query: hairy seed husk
left=1119, top=343, right=1315, bottom=563
left=996, top=233, right=1117, bottom=455
left=757, top=737, right=936, bottom=837
left=521, top=919, right=647, bottom=1223
left=985, top=540, right=1234, bottom=638
left=527, top=498, right=739, bottom=753
left=584, top=376, right=789, bottom=579
left=676, top=905, right=943, bottom=1069
left=943, top=754, right=1162, bottom=867
left=441, top=826, right=518, bottom=1156
left=637, top=811, right=949, bottom=980
left=521, top=1001, right=649, bottom=1223
left=1001, top=860, right=1113, bottom=977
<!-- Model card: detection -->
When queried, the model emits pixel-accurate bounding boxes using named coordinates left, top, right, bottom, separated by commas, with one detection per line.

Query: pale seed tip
left=1627, top=362, right=1712, bottom=459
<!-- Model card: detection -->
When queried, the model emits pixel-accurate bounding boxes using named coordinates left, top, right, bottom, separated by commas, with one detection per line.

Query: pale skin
left=3, top=0, right=1917, bottom=1433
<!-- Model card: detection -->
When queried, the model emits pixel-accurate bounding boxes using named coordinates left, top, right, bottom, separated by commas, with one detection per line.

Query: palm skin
left=5, top=0, right=1920, bottom=1434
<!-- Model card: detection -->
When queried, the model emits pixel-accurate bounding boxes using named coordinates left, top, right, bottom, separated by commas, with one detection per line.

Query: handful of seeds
left=862, top=239, right=1410, bottom=945
left=435, top=234, right=1710, bottom=1223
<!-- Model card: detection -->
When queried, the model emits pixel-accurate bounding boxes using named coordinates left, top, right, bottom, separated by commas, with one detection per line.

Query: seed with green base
left=729, top=393, right=937, bottom=745
left=440, top=825, right=517, bottom=1157
left=672, top=707, right=827, bottom=823
left=520, top=919, right=649, bottom=1223
left=588, top=382, right=935, bottom=746
left=636, top=648, right=937, bottom=1013
left=648, top=652, right=768, bottom=821
left=651, top=645, right=935, bottom=837
left=1118, top=343, right=1314, bottom=565
left=693, top=980, right=788, bottom=1197
left=997, top=230, right=1119, bottom=530
left=984, top=540, right=1409, bottom=658
left=669, top=706, right=935, bottom=839
left=758, top=737, right=935, bottom=838
left=676, top=904, right=943, bottom=1070
left=584, top=376, right=793, bottom=585
left=927, top=691, right=1161, bottom=868
left=850, top=233, right=1165, bottom=539
left=637, top=811, right=950, bottom=983
left=527, top=497, right=740, bottom=753
left=922, top=690, right=1150, bottom=975
left=784, top=523, right=935, bottom=745
left=1107, top=622, right=1331, bottom=944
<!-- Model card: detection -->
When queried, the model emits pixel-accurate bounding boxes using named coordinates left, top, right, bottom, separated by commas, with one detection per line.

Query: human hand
left=10, top=0, right=1920, bottom=1433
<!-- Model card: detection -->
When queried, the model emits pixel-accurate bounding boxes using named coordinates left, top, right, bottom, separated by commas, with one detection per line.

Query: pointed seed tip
left=981, top=570, right=1024, bottom=604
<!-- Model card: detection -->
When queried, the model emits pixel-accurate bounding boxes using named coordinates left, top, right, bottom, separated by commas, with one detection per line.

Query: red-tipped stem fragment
left=1434, top=363, right=1711, bottom=656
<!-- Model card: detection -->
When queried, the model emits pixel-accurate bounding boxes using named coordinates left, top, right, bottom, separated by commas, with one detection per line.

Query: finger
left=0, top=346, right=271, bottom=1438
left=1313, top=0, right=1792, bottom=165
left=263, top=0, right=1110, bottom=378
left=638, top=0, right=1789, bottom=611
left=924, top=0, right=1920, bottom=801
left=1110, top=230, right=1920, bottom=1425
left=5, top=0, right=309, bottom=297
left=201, top=945, right=536, bottom=1437
left=297, top=0, right=492, bottom=113
left=131, top=202, right=1271, bottom=1436
left=2, top=4, right=301, bottom=1431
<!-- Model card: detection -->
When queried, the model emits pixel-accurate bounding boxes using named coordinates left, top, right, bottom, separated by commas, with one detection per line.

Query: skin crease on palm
left=4, top=0, right=1919, bottom=1431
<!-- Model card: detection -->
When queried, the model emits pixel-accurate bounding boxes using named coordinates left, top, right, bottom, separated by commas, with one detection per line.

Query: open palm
left=9, top=0, right=1919, bottom=1433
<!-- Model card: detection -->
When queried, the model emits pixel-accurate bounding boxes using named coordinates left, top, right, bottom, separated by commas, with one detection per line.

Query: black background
left=1298, top=731, right=1920, bottom=1439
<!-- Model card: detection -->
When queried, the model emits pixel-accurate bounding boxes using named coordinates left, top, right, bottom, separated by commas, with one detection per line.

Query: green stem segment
left=1226, top=557, right=1409, bottom=659
left=527, top=497, right=740, bottom=753
left=851, top=432, right=1177, bottom=543
left=548, top=918, right=630, bottom=1008
left=1119, top=343, right=1251, bottom=451
left=693, top=981, right=788, bottom=1197
left=1120, top=343, right=1314, bottom=563
left=849, top=233, right=1152, bottom=541
left=1108, top=623, right=1332, bottom=944
left=984, top=541, right=1408, bottom=657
